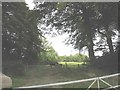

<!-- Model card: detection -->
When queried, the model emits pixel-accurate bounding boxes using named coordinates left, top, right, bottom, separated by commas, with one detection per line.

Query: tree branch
left=97, top=30, right=107, bottom=37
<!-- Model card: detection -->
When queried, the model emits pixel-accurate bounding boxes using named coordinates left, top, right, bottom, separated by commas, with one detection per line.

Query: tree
left=34, top=2, right=118, bottom=59
left=95, top=3, right=118, bottom=53
left=2, top=2, right=44, bottom=75
left=39, top=38, right=59, bottom=64
left=35, top=2, right=98, bottom=61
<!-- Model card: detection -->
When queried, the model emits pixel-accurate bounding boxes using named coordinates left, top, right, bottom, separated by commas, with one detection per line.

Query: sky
left=25, top=0, right=84, bottom=56
left=45, top=33, right=81, bottom=56
left=25, top=0, right=35, bottom=10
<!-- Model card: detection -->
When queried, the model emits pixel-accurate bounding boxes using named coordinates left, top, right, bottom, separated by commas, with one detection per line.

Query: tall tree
left=39, top=38, right=59, bottom=64
left=35, top=2, right=98, bottom=60
left=95, top=3, right=118, bottom=53
left=2, top=2, right=44, bottom=75
left=34, top=2, right=118, bottom=61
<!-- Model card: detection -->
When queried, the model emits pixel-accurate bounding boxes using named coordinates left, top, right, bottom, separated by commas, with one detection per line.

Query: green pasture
left=58, top=62, right=87, bottom=68
left=58, top=61, right=87, bottom=65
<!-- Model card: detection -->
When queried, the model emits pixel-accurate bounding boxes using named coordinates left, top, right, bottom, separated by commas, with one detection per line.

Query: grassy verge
left=12, top=64, right=118, bottom=88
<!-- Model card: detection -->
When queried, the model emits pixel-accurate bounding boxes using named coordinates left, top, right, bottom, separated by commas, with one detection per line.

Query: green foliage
left=3, top=2, right=43, bottom=64
left=2, top=2, right=44, bottom=75
left=2, top=2, right=118, bottom=76
left=39, top=38, right=59, bottom=64
left=59, top=53, right=88, bottom=62
left=35, top=2, right=118, bottom=61
left=45, top=46, right=59, bottom=63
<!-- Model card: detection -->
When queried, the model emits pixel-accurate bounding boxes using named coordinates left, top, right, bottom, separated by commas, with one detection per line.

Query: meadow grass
left=58, top=62, right=86, bottom=65
left=58, top=62, right=87, bottom=68
left=12, top=64, right=118, bottom=88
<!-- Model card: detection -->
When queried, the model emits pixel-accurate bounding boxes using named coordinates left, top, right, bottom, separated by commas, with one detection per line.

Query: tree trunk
left=87, top=31, right=95, bottom=61
left=83, top=9, right=95, bottom=61
left=105, top=26, right=114, bottom=53
left=88, top=39, right=95, bottom=61
left=106, top=36, right=114, bottom=53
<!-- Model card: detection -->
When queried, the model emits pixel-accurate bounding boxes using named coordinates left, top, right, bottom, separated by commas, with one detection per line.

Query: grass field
left=58, top=62, right=86, bottom=64
left=58, top=61, right=87, bottom=68
left=58, top=62, right=87, bottom=65
left=11, top=63, right=118, bottom=88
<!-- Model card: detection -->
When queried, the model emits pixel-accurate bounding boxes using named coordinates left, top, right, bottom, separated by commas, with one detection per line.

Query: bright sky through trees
left=25, top=0, right=35, bottom=10
left=24, top=0, right=106, bottom=57
left=25, top=0, right=113, bottom=57
left=45, top=33, right=80, bottom=56
left=25, top=0, right=85, bottom=56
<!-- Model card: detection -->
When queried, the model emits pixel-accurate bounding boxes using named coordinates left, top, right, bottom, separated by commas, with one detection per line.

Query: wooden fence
left=14, top=73, right=120, bottom=90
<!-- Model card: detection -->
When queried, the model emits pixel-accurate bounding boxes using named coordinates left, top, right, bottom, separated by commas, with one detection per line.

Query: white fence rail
left=14, top=73, right=120, bottom=90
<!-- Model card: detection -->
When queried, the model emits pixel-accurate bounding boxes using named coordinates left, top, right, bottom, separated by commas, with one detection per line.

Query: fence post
left=65, top=62, right=67, bottom=68
left=78, top=64, right=79, bottom=68
left=97, top=77, right=100, bottom=90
